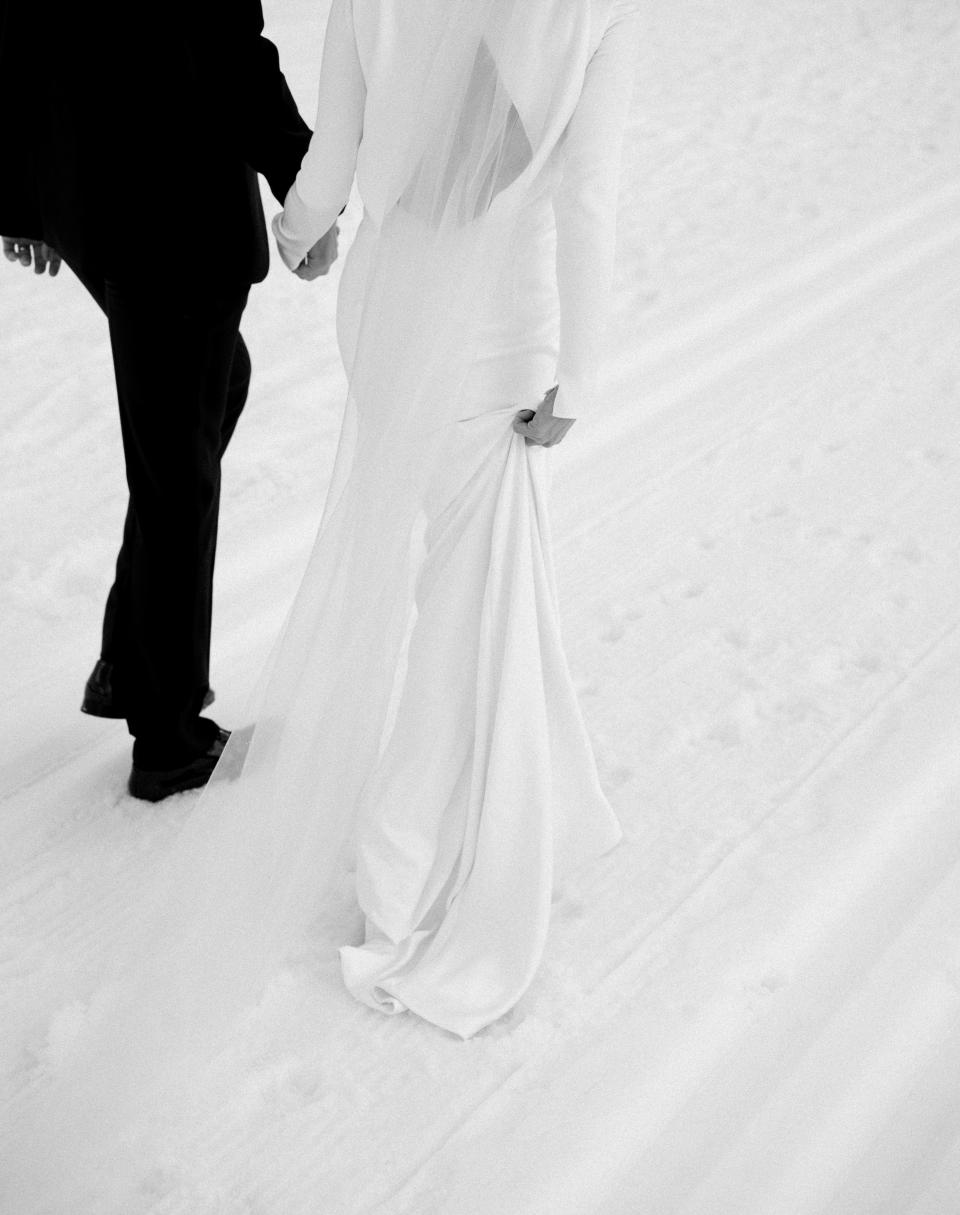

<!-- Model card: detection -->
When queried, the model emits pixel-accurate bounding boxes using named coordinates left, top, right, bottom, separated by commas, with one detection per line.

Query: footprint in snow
left=852, top=650, right=885, bottom=675
left=774, top=694, right=817, bottom=724
left=601, top=619, right=626, bottom=643
left=555, top=895, right=587, bottom=920
left=894, top=540, right=924, bottom=565
left=706, top=717, right=743, bottom=748
left=602, top=763, right=634, bottom=790
left=658, top=579, right=709, bottom=607
left=705, top=694, right=761, bottom=748
left=866, top=538, right=924, bottom=569
left=908, top=445, right=950, bottom=469
left=749, top=501, right=790, bottom=523
left=600, top=601, right=643, bottom=642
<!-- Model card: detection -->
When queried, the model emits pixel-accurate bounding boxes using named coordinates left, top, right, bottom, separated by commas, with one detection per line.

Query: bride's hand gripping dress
left=266, top=0, right=641, bottom=1038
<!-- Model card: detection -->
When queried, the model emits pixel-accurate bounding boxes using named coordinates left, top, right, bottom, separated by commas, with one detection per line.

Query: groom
left=1, top=0, right=337, bottom=800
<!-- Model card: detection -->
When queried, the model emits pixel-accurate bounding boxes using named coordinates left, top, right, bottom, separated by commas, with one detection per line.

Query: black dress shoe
left=128, top=728, right=231, bottom=802
left=81, top=659, right=215, bottom=719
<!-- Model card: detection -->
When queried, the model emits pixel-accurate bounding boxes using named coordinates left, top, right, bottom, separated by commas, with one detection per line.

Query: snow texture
left=2, top=1, right=960, bottom=1211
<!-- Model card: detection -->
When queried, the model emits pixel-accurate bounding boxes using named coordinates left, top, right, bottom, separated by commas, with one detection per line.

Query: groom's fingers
left=4, top=235, right=65, bottom=278
left=298, top=226, right=340, bottom=280
left=1, top=236, right=55, bottom=270
left=44, top=244, right=62, bottom=277
left=296, top=250, right=337, bottom=280
left=295, top=260, right=328, bottom=281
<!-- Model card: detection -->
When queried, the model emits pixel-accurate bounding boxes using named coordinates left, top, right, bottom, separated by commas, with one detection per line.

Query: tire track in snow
left=557, top=176, right=960, bottom=546
left=598, top=650, right=960, bottom=1215
left=552, top=379, right=960, bottom=1006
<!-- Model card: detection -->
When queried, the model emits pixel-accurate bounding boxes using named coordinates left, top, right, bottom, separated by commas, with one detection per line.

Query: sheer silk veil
left=3, top=2, right=613, bottom=1208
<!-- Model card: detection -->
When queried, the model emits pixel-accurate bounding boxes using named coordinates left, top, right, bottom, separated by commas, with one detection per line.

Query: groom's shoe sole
left=82, top=659, right=214, bottom=719
left=128, top=728, right=231, bottom=803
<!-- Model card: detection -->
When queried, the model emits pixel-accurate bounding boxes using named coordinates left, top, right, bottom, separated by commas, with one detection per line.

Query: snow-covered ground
left=3, top=2, right=960, bottom=1211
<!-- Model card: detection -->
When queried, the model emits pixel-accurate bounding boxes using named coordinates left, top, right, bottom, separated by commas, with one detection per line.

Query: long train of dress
left=335, top=186, right=622, bottom=1036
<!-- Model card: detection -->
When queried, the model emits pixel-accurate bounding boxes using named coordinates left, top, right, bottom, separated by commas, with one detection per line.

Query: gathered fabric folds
left=341, top=401, right=620, bottom=1037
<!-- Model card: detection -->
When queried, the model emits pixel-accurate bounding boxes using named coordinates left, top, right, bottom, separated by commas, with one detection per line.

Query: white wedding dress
left=264, top=0, right=639, bottom=1037
left=3, top=4, right=640, bottom=1208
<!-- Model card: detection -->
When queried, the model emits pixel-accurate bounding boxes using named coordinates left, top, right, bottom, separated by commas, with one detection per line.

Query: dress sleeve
left=552, top=5, right=640, bottom=419
left=272, top=0, right=366, bottom=271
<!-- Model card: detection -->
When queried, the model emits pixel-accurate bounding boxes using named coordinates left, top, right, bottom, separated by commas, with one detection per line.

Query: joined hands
left=295, top=222, right=339, bottom=281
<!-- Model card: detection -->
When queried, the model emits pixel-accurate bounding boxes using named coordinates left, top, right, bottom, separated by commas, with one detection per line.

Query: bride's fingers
left=512, top=411, right=574, bottom=447
left=540, top=421, right=569, bottom=447
left=550, top=415, right=576, bottom=443
left=512, top=416, right=541, bottom=442
left=539, top=417, right=575, bottom=446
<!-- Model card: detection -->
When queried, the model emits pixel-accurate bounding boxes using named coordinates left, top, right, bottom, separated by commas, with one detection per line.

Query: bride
left=5, top=0, right=639, bottom=1204
left=258, top=0, right=640, bottom=1038
left=263, top=0, right=641, bottom=1035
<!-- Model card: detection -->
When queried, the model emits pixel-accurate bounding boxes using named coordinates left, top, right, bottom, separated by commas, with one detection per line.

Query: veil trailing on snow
left=3, top=1, right=608, bottom=1207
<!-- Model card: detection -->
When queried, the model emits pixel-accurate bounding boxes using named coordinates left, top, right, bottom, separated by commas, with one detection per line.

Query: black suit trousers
left=72, top=261, right=251, bottom=769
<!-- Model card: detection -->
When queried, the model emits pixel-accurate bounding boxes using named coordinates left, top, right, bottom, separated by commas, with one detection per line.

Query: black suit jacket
left=0, top=0, right=312, bottom=288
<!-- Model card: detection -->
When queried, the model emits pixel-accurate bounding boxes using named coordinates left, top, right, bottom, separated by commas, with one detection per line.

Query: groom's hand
left=3, top=236, right=62, bottom=276
left=295, top=223, right=339, bottom=281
